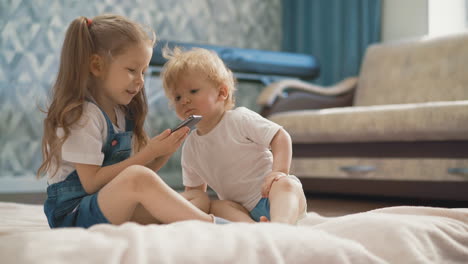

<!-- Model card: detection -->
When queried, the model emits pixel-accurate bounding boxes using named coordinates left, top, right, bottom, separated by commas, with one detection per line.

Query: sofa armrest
left=257, top=77, right=359, bottom=107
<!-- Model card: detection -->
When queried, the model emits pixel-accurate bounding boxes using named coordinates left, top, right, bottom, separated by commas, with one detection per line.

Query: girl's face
left=171, top=70, right=228, bottom=125
left=93, top=43, right=153, bottom=109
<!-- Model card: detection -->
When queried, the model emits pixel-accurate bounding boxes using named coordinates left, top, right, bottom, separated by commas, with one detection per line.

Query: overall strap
left=125, top=111, right=134, bottom=132
left=86, top=100, right=117, bottom=137
left=85, top=100, right=133, bottom=163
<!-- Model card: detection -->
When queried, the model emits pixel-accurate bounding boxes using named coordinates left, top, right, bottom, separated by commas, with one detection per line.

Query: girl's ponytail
left=37, top=17, right=94, bottom=178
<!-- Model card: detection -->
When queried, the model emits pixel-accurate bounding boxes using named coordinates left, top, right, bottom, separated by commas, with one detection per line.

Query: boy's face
left=171, top=70, right=227, bottom=122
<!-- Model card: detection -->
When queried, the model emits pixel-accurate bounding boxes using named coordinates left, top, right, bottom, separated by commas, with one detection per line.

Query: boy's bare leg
left=180, top=189, right=211, bottom=213
left=268, top=177, right=307, bottom=224
left=210, top=200, right=255, bottom=223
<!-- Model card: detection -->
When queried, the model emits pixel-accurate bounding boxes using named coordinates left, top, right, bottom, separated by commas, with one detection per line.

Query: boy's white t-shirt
left=182, top=107, right=281, bottom=211
left=47, top=102, right=127, bottom=184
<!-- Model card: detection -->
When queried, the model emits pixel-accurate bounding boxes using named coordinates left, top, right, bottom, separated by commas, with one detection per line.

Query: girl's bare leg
left=268, top=177, right=307, bottom=224
left=210, top=200, right=255, bottom=223
left=130, top=204, right=162, bottom=225
left=129, top=189, right=211, bottom=225
left=97, top=165, right=213, bottom=225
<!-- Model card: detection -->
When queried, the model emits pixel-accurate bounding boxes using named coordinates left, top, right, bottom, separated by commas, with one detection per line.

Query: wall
left=382, top=0, right=468, bottom=42
left=381, top=0, right=428, bottom=42
left=0, top=0, right=281, bottom=192
left=428, top=0, right=466, bottom=36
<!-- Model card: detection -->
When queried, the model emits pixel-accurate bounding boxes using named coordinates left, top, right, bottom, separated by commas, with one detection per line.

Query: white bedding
left=0, top=202, right=467, bottom=264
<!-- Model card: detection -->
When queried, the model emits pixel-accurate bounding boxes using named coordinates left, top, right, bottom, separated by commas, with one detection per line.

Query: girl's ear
left=89, top=54, right=104, bottom=77
left=218, top=84, right=229, bottom=101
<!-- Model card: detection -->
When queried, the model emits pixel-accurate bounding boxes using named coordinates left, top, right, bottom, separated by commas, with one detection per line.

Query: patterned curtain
left=282, top=0, right=381, bottom=85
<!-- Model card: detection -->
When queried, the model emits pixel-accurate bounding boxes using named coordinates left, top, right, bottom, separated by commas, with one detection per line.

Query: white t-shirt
left=182, top=107, right=281, bottom=211
left=47, top=102, right=127, bottom=184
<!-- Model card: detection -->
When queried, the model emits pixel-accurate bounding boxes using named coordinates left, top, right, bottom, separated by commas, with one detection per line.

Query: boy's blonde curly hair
left=161, top=46, right=237, bottom=110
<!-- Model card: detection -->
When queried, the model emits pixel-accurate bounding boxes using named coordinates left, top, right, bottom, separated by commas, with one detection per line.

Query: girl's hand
left=148, top=127, right=190, bottom=156
left=261, top=171, right=287, bottom=198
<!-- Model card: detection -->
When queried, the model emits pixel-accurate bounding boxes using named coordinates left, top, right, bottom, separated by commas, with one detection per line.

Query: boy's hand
left=148, top=127, right=190, bottom=156
left=261, top=171, right=287, bottom=198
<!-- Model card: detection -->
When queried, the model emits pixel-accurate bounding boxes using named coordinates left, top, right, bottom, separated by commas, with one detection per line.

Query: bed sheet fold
left=0, top=202, right=467, bottom=264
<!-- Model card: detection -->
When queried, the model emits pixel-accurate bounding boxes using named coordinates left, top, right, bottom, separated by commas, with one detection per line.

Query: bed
left=0, top=202, right=467, bottom=263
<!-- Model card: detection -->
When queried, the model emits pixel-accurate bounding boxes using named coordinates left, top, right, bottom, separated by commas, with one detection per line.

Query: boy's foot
left=259, top=216, right=270, bottom=222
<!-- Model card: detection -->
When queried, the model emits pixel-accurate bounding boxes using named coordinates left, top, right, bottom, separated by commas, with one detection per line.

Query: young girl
left=37, top=14, right=228, bottom=228
left=161, top=47, right=308, bottom=224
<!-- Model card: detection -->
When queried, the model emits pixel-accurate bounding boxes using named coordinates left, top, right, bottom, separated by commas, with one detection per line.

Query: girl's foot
left=210, top=214, right=231, bottom=224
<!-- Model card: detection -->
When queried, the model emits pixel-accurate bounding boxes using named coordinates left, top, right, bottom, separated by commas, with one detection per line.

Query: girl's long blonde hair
left=37, top=14, right=156, bottom=178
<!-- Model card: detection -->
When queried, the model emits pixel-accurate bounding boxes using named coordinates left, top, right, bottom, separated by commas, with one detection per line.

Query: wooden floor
left=307, top=193, right=468, bottom=217
left=0, top=192, right=47, bottom=205
left=307, top=195, right=398, bottom=217
left=1, top=192, right=464, bottom=217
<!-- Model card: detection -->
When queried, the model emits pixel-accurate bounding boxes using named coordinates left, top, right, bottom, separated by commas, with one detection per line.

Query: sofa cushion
left=290, top=157, right=468, bottom=182
left=355, top=33, right=468, bottom=106
left=268, top=100, right=468, bottom=143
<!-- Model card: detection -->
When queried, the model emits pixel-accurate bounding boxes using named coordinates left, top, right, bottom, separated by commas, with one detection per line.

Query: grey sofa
left=257, top=32, right=468, bottom=201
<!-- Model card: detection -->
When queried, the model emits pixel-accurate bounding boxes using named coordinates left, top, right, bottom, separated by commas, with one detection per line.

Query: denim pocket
left=54, top=197, right=82, bottom=218
left=53, top=184, right=87, bottom=218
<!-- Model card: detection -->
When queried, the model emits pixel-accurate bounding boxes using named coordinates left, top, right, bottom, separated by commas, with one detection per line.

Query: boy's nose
left=182, top=97, right=191, bottom=104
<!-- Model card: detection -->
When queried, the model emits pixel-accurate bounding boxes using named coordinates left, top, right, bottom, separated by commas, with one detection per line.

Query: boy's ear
left=89, top=54, right=104, bottom=77
left=218, top=84, right=229, bottom=101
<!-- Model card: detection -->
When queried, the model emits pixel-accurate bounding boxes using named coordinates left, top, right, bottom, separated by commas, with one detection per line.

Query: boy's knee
left=273, top=177, right=300, bottom=193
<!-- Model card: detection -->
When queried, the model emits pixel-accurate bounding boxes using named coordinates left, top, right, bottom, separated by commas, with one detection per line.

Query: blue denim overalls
left=44, top=105, right=133, bottom=228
